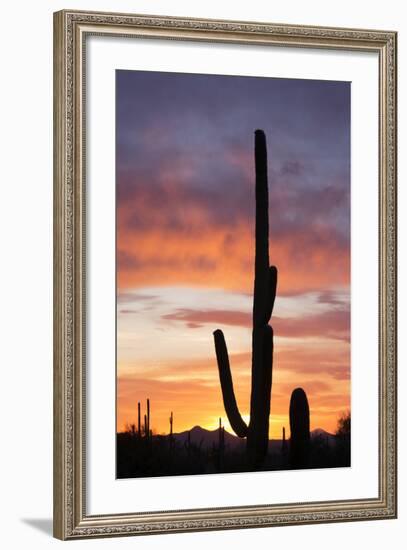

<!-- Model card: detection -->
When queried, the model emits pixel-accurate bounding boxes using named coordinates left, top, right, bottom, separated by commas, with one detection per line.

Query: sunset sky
left=116, top=70, right=350, bottom=440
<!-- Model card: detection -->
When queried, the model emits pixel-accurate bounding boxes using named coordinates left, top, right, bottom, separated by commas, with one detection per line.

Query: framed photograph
left=53, top=9, right=397, bottom=540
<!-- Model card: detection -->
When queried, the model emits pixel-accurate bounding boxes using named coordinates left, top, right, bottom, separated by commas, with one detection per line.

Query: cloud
left=117, top=291, right=160, bottom=303
left=160, top=306, right=350, bottom=342
left=117, top=330, right=350, bottom=435
left=116, top=163, right=349, bottom=295
left=117, top=224, right=349, bottom=296
left=274, top=310, right=350, bottom=342
left=318, top=290, right=349, bottom=309
left=275, top=346, right=350, bottom=380
left=277, top=380, right=333, bottom=395
left=186, top=322, right=202, bottom=329
left=117, top=346, right=350, bottom=435
left=280, top=160, right=306, bottom=176
left=162, top=308, right=252, bottom=328
left=116, top=70, right=350, bottom=296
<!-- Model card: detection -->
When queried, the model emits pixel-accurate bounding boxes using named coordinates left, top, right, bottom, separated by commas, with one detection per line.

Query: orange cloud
left=161, top=307, right=350, bottom=342
left=117, top=221, right=349, bottom=296
left=117, top=338, right=350, bottom=439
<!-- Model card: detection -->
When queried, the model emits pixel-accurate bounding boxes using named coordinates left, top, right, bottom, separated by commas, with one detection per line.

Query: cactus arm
left=267, top=265, right=278, bottom=320
left=213, top=329, right=248, bottom=438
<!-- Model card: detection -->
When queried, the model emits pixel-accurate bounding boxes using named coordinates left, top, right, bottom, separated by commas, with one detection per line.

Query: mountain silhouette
left=310, top=428, right=336, bottom=447
left=156, top=425, right=336, bottom=452
left=170, top=425, right=244, bottom=451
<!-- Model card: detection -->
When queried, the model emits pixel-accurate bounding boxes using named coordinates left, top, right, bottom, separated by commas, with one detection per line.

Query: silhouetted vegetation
left=289, top=388, right=310, bottom=468
left=117, top=410, right=351, bottom=478
left=334, top=411, right=351, bottom=466
left=117, top=425, right=247, bottom=478
left=213, top=129, right=277, bottom=468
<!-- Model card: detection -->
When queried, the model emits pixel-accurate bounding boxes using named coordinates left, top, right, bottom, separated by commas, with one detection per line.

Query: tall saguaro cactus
left=289, top=387, right=310, bottom=468
left=147, top=398, right=150, bottom=437
left=137, top=402, right=141, bottom=438
left=213, top=129, right=277, bottom=467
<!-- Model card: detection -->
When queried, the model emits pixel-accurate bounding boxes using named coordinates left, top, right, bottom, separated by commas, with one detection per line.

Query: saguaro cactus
left=218, top=417, right=225, bottom=471
left=169, top=411, right=173, bottom=436
left=218, top=417, right=225, bottom=449
left=213, top=129, right=277, bottom=467
left=168, top=411, right=174, bottom=453
left=144, top=414, right=148, bottom=438
left=281, top=426, right=287, bottom=458
left=147, top=398, right=150, bottom=436
left=289, top=388, right=310, bottom=468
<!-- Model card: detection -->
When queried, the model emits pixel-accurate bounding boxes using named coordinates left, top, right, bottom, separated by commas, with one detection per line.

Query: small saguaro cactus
left=147, top=398, right=150, bottom=436
left=218, top=417, right=225, bottom=471
left=137, top=402, right=141, bottom=438
left=281, top=426, right=287, bottom=458
left=168, top=411, right=174, bottom=452
left=218, top=418, right=225, bottom=452
left=169, top=412, right=173, bottom=436
left=218, top=418, right=225, bottom=448
left=213, top=129, right=277, bottom=467
left=289, top=388, right=310, bottom=468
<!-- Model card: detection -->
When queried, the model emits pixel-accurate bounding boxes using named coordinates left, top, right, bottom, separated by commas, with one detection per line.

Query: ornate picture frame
left=53, top=9, right=397, bottom=540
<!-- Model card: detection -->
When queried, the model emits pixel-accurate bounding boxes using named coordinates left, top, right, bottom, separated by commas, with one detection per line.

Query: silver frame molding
left=53, top=9, right=397, bottom=540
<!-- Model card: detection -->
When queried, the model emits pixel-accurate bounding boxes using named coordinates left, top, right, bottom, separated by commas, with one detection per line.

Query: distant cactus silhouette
left=213, top=129, right=277, bottom=467
left=147, top=398, right=150, bottom=438
left=289, top=388, right=310, bottom=468
left=218, top=417, right=225, bottom=452
left=281, top=426, right=287, bottom=458
left=218, top=417, right=225, bottom=471
left=136, top=398, right=152, bottom=441
left=137, top=402, right=141, bottom=438
left=169, top=411, right=173, bottom=437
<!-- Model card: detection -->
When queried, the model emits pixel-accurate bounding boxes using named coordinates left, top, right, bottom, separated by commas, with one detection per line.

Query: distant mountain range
left=161, top=425, right=336, bottom=451
left=169, top=425, right=244, bottom=451
left=311, top=428, right=337, bottom=446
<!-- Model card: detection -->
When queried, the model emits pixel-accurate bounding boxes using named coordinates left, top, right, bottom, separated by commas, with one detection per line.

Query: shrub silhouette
left=335, top=411, right=351, bottom=466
